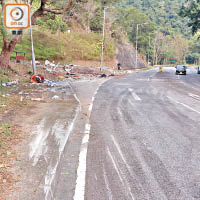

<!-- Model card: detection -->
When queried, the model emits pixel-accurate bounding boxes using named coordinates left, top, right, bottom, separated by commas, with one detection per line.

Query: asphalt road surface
left=85, top=67, right=200, bottom=200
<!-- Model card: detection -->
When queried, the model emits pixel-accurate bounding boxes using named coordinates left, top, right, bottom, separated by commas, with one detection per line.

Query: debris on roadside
left=2, top=80, right=18, bottom=87
left=1, top=105, right=7, bottom=107
left=44, top=80, right=57, bottom=87
left=30, top=75, right=44, bottom=83
left=52, top=95, right=59, bottom=100
left=99, top=74, right=107, bottom=78
left=31, top=98, right=43, bottom=101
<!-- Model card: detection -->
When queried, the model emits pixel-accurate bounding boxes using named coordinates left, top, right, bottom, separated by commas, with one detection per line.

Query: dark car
left=176, top=65, right=187, bottom=75
left=197, top=66, right=200, bottom=74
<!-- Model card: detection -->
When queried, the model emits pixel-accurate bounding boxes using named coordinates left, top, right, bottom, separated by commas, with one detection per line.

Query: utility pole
left=100, top=7, right=106, bottom=71
left=135, top=22, right=148, bottom=68
left=135, top=24, right=139, bottom=69
left=100, top=6, right=115, bottom=71
left=148, top=34, right=151, bottom=66
left=27, top=0, right=36, bottom=74
left=148, top=33, right=154, bottom=66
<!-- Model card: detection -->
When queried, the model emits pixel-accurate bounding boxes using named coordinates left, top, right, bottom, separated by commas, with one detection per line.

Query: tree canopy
left=179, top=0, right=200, bottom=35
left=118, top=0, right=191, bottom=37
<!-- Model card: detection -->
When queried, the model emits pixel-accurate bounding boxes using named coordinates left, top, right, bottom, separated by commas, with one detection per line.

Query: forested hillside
left=120, top=0, right=190, bottom=36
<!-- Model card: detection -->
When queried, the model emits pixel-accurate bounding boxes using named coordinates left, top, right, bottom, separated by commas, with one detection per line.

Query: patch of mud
left=4, top=80, right=79, bottom=200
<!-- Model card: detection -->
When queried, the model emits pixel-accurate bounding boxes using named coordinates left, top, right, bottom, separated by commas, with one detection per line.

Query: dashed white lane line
left=168, top=96, right=200, bottom=115
left=128, top=88, right=141, bottom=101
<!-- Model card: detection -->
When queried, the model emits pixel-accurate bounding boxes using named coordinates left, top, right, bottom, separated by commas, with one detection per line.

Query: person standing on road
left=117, top=63, right=121, bottom=70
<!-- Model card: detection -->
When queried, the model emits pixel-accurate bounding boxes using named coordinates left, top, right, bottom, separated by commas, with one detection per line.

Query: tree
left=0, top=0, right=73, bottom=70
left=89, top=7, right=103, bottom=32
left=114, top=6, right=155, bottom=56
left=152, top=33, right=189, bottom=65
left=186, top=33, right=200, bottom=64
left=179, top=0, right=200, bottom=35
left=119, top=0, right=190, bottom=37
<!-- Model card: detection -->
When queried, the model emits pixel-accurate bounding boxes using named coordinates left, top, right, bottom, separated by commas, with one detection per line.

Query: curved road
left=85, top=67, right=200, bottom=200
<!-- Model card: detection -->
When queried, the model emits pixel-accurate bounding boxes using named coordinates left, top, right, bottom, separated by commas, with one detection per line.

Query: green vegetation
left=0, top=69, right=10, bottom=91
left=89, top=8, right=103, bottom=32
left=179, top=0, right=200, bottom=35
left=114, top=7, right=155, bottom=56
left=186, top=33, right=200, bottom=64
left=119, top=0, right=190, bottom=36
left=0, top=29, right=115, bottom=62
left=0, top=123, right=12, bottom=137
left=114, top=0, right=200, bottom=65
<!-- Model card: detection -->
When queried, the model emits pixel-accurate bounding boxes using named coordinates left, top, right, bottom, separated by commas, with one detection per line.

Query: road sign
left=4, top=4, right=30, bottom=29
left=168, top=59, right=177, bottom=64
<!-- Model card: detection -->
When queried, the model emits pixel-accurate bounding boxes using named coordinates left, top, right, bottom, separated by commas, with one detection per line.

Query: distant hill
left=120, top=0, right=190, bottom=37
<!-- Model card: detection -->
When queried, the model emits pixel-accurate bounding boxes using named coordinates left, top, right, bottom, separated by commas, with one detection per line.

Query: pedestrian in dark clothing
left=117, top=63, right=121, bottom=70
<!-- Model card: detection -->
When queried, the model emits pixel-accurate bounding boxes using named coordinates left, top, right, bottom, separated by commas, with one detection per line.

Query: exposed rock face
left=116, top=41, right=147, bottom=69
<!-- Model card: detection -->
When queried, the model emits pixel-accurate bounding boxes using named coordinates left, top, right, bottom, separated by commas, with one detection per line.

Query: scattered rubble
left=31, top=98, right=43, bottom=101
left=52, top=95, right=59, bottom=100
left=30, top=74, right=44, bottom=83
left=2, top=80, right=18, bottom=87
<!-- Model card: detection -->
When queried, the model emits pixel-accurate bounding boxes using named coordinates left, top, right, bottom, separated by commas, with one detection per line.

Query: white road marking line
left=73, top=133, right=90, bottom=200
left=89, top=104, right=93, bottom=112
left=84, top=123, right=91, bottom=134
left=128, top=88, right=141, bottom=101
left=73, top=124, right=92, bottom=200
left=168, top=96, right=200, bottom=115
left=92, top=97, right=95, bottom=102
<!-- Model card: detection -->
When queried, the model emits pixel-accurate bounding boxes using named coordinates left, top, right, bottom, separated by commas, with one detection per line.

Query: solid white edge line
left=73, top=133, right=89, bottom=200
left=89, top=104, right=93, bottom=112
left=74, top=81, right=105, bottom=200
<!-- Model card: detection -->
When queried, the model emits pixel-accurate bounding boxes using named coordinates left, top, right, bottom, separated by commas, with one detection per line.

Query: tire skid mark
left=111, top=135, right=132, bottom=173
left=131, top=141, right=168, bottom=200
left=44, top=103, right=80, bottom=200
left=107, top=147, right=135, bottom=200
left=103, top=164, right=113, bottom=200
left=29, top=87, right=81, bottom=200
left=167, top=96, right=200, bottom=115
left=29, top=118, right=50, bottom=166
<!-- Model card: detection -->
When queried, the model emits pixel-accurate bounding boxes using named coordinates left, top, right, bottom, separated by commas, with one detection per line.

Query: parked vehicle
left=175, top=65, right=187, bottom=75
left=197, top=66, right=200, bottom=74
